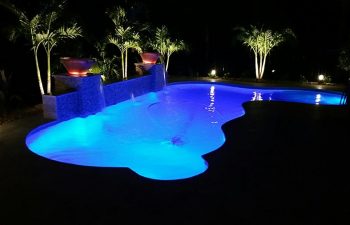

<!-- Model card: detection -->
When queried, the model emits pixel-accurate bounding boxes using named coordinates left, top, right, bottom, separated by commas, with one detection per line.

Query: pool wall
left=104, top=65, right=165, bottom=106
left=43, top=64, right=166, bottom=121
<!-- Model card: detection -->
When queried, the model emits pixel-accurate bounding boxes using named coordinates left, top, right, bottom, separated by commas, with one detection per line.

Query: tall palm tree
left=152, top=25, right=186, bottom=72
left=38, top=1, right=82, bottom=94
left=152, top=26, right=168, bottom=64
left=240, top=25, right=294, bottom=80
left=1, top=1, right=82, bottom=95
left=108, top=27, right=140, bottom=79
left=123, top=35, right=142, bottom=78
left=41, top=22, right=82, bottom=94
left=165, top=39, right=186, bottom=72
left=107, top=7, right=141, bottom=79
left=108, top=27, right=127, bottom=79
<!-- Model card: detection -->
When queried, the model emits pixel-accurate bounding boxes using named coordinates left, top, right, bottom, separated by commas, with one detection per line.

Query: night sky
left=1, top=0, right=350, bottom=94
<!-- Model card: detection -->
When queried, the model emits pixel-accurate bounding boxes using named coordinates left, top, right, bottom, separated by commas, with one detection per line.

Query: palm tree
left=108, top=27, right=141, bottom=79
left=152, top=26, right=168, bottom=64
left=239, top=25, right=294, bottom=80
left=123, top=35, right=142, bottom=78
left=41, top=21, right=82, bottom=94
left=108, top=28, right=127, bottom=79
left=107, top=7, right=142, bottom=79
left=1, top=1, right=82, bottom=95
left=165, top=39, right=186, bottom=72
left=152, top=25, right=186, bottom=72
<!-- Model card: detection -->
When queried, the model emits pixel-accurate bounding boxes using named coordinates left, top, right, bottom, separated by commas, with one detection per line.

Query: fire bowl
left=60, top=57, right=95, bottom=77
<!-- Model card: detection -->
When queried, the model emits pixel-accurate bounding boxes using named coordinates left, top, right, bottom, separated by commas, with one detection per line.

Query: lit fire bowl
left=60, top=57, right=95, bottom=77
left=140, top=52, right=160, bottom=64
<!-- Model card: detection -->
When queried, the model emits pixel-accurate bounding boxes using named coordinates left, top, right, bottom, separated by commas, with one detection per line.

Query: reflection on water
left=251, top=91, right=263, bottom=101
left=205, top=85, right=218, bottom=124
left=315, top=94, right=321, bottom=105
left=206, top=85, right=215, bottom=113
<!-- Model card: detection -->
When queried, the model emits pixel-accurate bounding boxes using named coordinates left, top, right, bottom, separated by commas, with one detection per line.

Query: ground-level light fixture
left=210, top=69, right=217, bottom=77
left=318, top=74, right=325, bottom=81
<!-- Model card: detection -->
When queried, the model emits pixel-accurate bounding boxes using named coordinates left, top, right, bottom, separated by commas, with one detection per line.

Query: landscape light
left=318, top=74, right=325, bottom=81
left=210, top=69, right=216, bottom=76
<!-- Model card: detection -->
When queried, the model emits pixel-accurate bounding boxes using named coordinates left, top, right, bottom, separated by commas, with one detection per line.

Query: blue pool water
left=26, top=83, right=344, bottom=180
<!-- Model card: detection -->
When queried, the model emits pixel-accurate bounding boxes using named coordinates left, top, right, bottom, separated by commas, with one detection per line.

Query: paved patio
left=0, top=80, right=349, bottom=225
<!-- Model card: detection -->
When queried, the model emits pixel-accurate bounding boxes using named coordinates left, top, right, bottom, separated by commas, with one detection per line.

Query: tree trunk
left=254, top=53, right=259, bottom=80
left=34, top=48, right=45, bottom=95
left=159, top=54, right=165, bottom=65
left=121, top=50, right=125, bottom=79
left=125, top=49, right=128, bottom=79
left=165, top=54, right=171, bottom=72
left=258, top=52, right=263, bottom=79
left=47, top=49, right=52, bottom=94
left=260, top=53, right=267, bottom=80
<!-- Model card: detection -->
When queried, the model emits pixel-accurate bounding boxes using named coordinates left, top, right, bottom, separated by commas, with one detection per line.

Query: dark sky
left=1, top=0, right=350, bottom=81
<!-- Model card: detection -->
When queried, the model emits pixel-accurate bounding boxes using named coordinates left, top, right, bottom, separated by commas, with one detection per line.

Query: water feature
left=26, top=83, right=344, bottom=180
left=130, top=93, right=136, bottom=103
left=163, top=65, right=167, bottom=87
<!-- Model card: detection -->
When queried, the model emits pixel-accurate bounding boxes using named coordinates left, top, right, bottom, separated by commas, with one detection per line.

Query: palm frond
left=107, top=6, right=126, bottom=26
left=58, top=23, right=82, bottom=39
left=43, top=11, right=59, bottom=30
left=29, top=15, right=42, bottom=32
left=35, top=33, right=47, bottom=43
left=108, top=36, right=125, bottom=52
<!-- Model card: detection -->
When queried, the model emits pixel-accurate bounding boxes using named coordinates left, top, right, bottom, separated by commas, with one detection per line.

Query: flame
left=142, top=60, right=156, bottom=64
left=68, top=70, right=88, bottom=76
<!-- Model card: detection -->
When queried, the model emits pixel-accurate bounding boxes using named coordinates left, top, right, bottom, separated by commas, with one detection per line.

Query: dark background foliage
left=1, top=0, right=350, bottom=105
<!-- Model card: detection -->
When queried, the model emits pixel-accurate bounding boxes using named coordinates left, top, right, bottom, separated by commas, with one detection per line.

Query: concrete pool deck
left=0, top=79, right=349, bottom=225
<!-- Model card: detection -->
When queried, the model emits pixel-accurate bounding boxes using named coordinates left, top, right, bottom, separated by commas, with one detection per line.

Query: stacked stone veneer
left=43, top=64, right=166, bottom=121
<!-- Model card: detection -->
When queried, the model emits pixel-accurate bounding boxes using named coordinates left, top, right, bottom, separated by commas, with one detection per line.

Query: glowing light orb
left=318, top=74, right=325, bottom=81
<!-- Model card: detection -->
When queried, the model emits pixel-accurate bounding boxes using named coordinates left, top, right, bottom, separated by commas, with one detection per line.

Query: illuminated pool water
left=26, top=83, right=344, bottom=180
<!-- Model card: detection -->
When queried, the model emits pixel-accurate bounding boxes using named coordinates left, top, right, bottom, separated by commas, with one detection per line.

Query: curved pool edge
left=25, top=82, right=345, bottom=181
left=25, top=120, right=61, bottom=148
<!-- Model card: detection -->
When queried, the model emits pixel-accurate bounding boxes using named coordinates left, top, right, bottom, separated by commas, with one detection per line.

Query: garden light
left=210, top=69, right=216, bottom=76
left=318, top=74, right=325, bottom=81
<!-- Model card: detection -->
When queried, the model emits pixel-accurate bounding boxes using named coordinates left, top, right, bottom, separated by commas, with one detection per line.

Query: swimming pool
left=26, top=82, right=344, bottom=180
